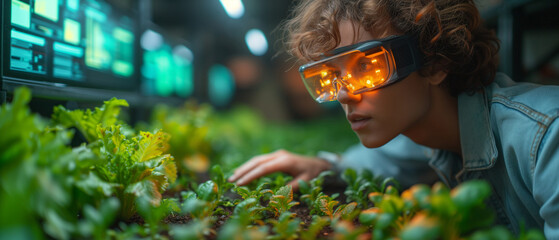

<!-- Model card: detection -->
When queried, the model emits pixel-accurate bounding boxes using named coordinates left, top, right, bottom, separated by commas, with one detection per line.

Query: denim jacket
left=435, top=72, right=559, bottom=237
left=330, top=73, right=559, bottom=238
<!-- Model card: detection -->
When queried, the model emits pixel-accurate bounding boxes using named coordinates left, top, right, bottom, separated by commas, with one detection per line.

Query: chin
left=357, top=135, right=392, bottom=148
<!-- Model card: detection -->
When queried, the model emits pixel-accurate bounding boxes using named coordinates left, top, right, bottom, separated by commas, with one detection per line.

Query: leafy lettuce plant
left=0, top=88, right=77, bottom=239
left=52, top=98, right=130, bottom=143
left=0, top=88, right=121, bottom=239
left=52, top=99, right=177, bottom=220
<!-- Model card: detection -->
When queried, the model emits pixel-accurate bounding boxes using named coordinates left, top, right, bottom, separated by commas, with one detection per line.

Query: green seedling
left=342, top=168, right=384, bottom=208
left=267, top=212, right=301, bottom=240
left=299, top=171, right=335, bottom=211
left=268, top=185, right=299, bottom=218
left=137, top=197, right=180, bottom=238
left=77, top=198, right=120, bottom=240
left=315, top=195, right=359, bottom=221
left=217, top=217, right=269, bottom=240
left=234, top=182, right=273, bottom=203
left=233, top=198, right=266, bottom=224
left=300, top=215, right=330, bottom=240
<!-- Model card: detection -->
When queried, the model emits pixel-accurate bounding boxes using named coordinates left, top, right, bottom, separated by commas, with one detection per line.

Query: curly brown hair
left=281, top=0, right=500, bottom=96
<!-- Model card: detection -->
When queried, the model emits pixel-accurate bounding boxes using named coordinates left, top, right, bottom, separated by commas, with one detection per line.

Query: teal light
left=208, top=64, right=235, bottom=107
left=173, top=45, right=194, bottom=97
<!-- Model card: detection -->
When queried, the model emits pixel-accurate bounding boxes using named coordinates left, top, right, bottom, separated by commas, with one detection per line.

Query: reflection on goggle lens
left=299, top=35, right=423, bottom=103
left=301, top=47, right=392, bottom=102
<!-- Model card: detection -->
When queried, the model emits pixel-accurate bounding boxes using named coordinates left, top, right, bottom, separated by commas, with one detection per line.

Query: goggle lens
left=300, top=47, right=392, bottom=102
left=298, top=35, right=423, bottom=103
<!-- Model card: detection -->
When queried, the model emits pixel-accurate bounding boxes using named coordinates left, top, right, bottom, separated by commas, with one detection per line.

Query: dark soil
left=122, top=175, right=352, bottom=239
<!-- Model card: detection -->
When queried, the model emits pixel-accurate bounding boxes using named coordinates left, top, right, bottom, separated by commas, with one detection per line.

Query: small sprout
left=233, top=198, right=266, bottom=224
left=316, top=195, right=339, bottom=220
left=268, top=185, right=299, bottom=218
left=267, top=212, right=301, bottom=240
left=400, top=212, right=441, bottom=240
left=300, top=215, right=330, bottom=240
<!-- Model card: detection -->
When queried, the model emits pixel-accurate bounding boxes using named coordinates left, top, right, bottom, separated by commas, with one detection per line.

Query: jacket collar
left=457, top=89, right=498, bottom=170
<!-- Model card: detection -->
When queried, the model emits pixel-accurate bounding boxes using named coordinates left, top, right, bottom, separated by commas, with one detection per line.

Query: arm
left=228, top=134, right=438, bottom=190
left=337, top=134, right=439, bottom=189
left=533, top=118, right=559, bottom=238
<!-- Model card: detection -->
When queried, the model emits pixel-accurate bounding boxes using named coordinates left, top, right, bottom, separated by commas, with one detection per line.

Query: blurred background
left=2, top=0, right=559, bottom=124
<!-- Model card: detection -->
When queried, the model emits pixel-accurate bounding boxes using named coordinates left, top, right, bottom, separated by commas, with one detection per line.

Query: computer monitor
left=140, top=24, right=194, bottom=98
left=2, top=0, right=139, bottom=93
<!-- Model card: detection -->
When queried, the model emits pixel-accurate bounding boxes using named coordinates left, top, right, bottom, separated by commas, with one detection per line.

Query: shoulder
left=488, top=73, right=559, bottom=125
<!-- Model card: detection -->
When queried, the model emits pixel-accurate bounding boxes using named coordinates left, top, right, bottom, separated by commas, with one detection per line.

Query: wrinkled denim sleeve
left=534, top=118, right=559, bottom=238
left=336, top=134, right=439, bottom=189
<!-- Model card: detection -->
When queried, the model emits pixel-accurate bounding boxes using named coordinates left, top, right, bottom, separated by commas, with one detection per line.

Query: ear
left=428, top=70, right=448, bottom=86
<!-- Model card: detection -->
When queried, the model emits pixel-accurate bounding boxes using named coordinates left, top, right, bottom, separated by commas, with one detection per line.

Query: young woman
left=228, top=0, right=559, bottom=237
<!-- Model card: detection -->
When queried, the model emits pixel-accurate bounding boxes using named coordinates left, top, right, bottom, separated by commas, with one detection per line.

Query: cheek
left=366, top=75, right=431, bottom=129
left=390, top=77, right=432, bottom=125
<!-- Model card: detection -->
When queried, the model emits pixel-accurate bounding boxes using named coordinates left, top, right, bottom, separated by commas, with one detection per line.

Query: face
left=336, top=21, right=433, bottom=148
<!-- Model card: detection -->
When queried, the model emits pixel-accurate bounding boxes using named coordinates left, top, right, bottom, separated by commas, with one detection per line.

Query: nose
left=337, top=85, right=361, bottom=104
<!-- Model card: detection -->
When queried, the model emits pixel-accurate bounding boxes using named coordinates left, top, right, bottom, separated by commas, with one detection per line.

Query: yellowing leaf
left=133, top=131, right=170, bottom=162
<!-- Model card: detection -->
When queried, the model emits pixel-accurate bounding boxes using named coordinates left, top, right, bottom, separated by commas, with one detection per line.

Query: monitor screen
left=140, top=26, right=194, bottom=98
left=3, top=0, right=138, bottom=91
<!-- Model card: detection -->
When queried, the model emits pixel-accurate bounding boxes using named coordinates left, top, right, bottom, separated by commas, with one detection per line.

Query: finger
left=228, top=153, right=276, bottom=182
left=287, top=174, right=312, bottom=192
left=235, top=159, right=286, bottom=186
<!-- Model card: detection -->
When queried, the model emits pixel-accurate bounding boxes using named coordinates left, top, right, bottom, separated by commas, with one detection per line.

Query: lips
left=347, top=113, right=371, bottom=131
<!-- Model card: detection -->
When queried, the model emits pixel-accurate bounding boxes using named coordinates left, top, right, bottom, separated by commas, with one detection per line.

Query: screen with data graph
left=2, top=0, right=138, bottom=91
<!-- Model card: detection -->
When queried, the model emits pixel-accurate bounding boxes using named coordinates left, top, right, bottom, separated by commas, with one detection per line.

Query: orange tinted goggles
left=298, top=35, right=423, bottom=102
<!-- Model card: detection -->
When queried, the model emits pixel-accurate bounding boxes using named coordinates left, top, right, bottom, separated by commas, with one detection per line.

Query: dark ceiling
left=150, top=0, right=294, bottom=61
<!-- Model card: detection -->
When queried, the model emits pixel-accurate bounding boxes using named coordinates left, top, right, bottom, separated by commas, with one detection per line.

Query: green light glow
left=113, top=60, right=133, bottom=77
left=208, top=64, right=235, bottom=106
left=85, top=7, right=111, bottom=70
left=174, top=59, right=194, bottom=97
left=154, top=46, right=174, bottom=96
left=112, top=27, right=134, bottom=77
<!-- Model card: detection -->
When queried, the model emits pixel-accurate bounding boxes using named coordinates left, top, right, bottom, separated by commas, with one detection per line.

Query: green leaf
left=400, top=213, right=441, bottom=240
left=197, top=180, right=218, bottom=201
left=468, top=225, right=514, bottom=240
left=450, top=180, right=491, bottom=209
left=124, top=178, right=163, bottom=206
left=359, top=207, right=381, bottom=225
left=133, top=131, right=169, bottom=162
left=75, top=172, right=117, bottom=196
left=334, top=202, right=358, bottom=221
left=52, top=98, right=129, bottom=143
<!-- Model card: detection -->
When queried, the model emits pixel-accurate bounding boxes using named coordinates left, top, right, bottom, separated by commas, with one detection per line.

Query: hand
left=228, top=149, right=332, bottom=191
